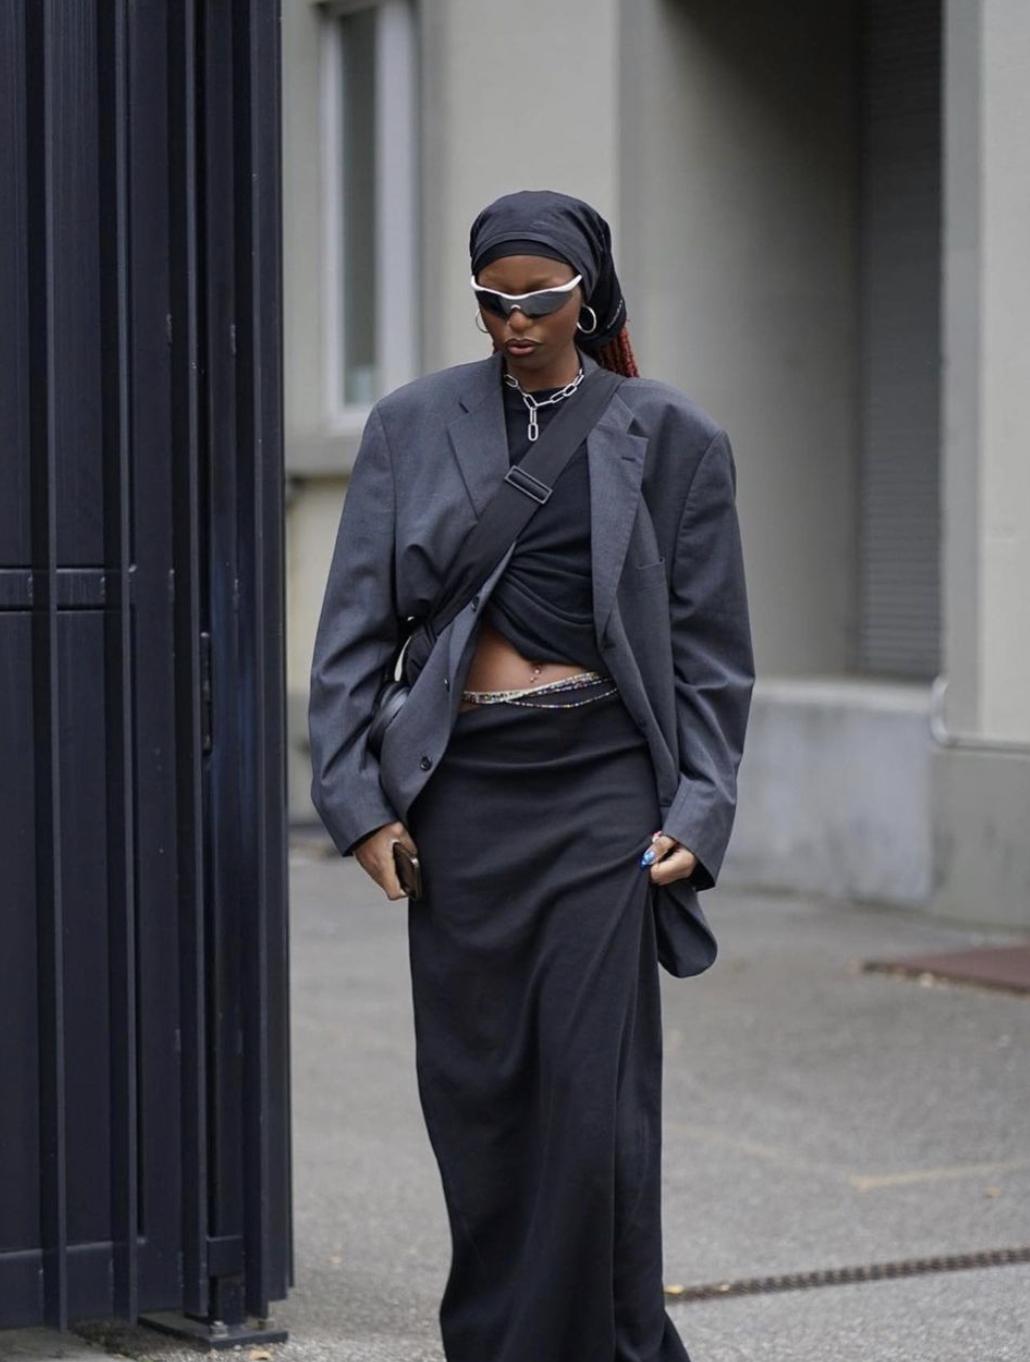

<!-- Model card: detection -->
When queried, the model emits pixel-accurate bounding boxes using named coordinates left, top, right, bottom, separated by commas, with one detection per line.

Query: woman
left=309, top=190, right=754, bottom=1362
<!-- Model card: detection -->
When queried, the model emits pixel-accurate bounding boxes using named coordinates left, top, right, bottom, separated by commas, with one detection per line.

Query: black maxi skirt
left=406, top=680, right=691, bottom=1362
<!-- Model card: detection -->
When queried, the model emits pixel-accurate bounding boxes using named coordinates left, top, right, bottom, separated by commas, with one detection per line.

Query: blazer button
left=419, top=755, right=433, bottom=771
left=471, top=595, right=480, bottom=610
left=443, top=677, right=450, bottom=690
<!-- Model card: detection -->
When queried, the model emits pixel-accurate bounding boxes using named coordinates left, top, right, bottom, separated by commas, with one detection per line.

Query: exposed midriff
left=460, top=618, right=590, bottom=710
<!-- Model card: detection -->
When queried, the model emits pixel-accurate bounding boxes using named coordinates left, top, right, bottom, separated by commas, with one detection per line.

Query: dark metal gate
left=0, top=0, right=291, bottom=1338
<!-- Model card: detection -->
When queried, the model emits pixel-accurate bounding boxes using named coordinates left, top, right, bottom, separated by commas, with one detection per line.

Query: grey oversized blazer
left=309, top=349, right=754, bottom=976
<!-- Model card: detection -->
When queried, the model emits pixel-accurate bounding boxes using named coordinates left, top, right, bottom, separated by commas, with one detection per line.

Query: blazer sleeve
left=662, top=428, right=755, bottom=889
left=308, top=405, right=403, bottom=856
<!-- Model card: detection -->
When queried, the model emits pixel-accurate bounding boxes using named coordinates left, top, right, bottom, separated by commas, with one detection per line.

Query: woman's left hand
left=643, top=832, right=698, bottom=885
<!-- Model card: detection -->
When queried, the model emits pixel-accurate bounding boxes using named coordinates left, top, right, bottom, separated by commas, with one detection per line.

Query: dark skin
left=474, top=254, right=585, bottom=391
left=354, top=253, right=698, bottom=898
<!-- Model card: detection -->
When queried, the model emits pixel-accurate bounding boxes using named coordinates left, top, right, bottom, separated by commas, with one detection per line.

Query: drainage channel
left=664, top=1246, right=1030, bottom=1303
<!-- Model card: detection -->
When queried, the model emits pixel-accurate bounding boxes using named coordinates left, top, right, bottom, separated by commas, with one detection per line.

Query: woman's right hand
left=353, top=821, right=419, bottom=901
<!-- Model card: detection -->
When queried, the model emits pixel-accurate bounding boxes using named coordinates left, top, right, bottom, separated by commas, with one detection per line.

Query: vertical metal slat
left=124, top=0, right=185, bottom=1308
left=261, top=0, right=293, bottom=1301
left=168, top=0, right=209, bottom=1318
left=200, top=0, right=245, bottom=1326
left=26, top=0, right=67, bottom=1331
left=236, top=0, right=291, bottom=1316
left=98, top=0, right=139, bottom=1321
left=239, top=0, right=272, bottom=1309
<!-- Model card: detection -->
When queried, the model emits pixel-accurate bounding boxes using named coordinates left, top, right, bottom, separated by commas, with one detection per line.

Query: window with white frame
left=322, top=0, right=419, bottom=421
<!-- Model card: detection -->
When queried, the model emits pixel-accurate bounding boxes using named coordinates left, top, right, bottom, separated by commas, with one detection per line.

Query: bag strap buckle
left=504, top=465, right=552, bottom=505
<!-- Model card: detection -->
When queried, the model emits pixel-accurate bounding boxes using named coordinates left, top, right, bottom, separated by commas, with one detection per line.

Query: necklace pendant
left=505, top=364, right=583, bottom=444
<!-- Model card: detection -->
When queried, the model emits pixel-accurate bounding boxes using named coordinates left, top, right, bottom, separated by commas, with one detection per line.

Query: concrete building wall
left=928, top=0, right=1030, bottom=926
left=978, top=0, right=1030, bottom=745
left=282, top=1, right=340, bottom=817
left=730, top=678, right=934, bottom=904
left=419, top=0, right=621, bottom=375
left=617, top=0, right=860, bottom=679
left=941, top=0, right=1030, bottom=746
left=282, top=0, right=343, bottom=472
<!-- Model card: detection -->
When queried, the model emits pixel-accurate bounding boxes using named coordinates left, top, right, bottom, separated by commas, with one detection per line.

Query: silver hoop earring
left=577, top=305, right=598, bottom=336
left=474, top=311, right=490, bottom=335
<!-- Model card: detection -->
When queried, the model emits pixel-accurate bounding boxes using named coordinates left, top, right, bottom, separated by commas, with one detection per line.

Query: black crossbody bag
left=366, top=368, right=625, bottom=757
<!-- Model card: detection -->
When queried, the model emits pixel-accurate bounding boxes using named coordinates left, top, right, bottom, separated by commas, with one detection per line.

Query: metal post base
left=139, top=1311, right=288, bottom=1351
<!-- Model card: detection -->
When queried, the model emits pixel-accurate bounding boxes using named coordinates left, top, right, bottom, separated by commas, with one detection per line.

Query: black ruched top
left=483, top=378, right=606, bottom=673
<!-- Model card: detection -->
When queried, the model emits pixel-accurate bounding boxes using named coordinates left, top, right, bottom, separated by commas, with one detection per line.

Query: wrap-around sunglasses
left=471, top=273, right=583, bottom=320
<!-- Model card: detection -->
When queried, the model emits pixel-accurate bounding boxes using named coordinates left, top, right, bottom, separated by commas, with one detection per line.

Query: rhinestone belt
left=461, top=670, right=618, bottom=709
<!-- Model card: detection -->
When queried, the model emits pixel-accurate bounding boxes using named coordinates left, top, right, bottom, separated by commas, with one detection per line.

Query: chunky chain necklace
left=503, top=365, right=585, bottom=442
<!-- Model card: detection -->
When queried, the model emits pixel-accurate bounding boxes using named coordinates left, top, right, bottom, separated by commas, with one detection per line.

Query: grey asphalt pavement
left=11, top=841, right=1029, bottom=1362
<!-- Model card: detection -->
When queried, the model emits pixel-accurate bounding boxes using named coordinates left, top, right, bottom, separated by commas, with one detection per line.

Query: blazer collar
left=448, top=353, right=508, bottom=518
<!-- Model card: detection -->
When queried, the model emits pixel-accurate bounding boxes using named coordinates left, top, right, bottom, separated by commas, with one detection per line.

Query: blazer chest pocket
left=621, top=558, right=668, bottom=592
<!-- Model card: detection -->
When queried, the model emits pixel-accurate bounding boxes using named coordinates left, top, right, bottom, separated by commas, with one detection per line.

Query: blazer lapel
left=445, top=349, right=647, bottom=636
left=447, top=353, right=509, bottom=518
left=588, top=391, right=648, bottom=635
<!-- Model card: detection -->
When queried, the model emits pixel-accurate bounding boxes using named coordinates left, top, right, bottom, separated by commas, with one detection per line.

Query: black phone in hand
left=393, top=842, right=423, bottom=900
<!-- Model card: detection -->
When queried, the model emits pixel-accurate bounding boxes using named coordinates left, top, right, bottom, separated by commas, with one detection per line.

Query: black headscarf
left=469, top=190, right=627, bottom=351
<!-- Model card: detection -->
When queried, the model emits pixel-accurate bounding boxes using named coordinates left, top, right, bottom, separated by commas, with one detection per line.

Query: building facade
left=283, top=0, right=1030, bottom=928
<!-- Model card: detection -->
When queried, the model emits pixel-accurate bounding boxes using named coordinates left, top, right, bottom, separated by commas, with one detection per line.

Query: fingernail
left=651, top=830, right=664, bottom=842
left=640, top=848, right=656, bottom=867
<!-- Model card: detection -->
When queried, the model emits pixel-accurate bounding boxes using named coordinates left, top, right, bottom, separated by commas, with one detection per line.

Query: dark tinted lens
left=474, top=288, right=510, bottom=319
left=518, top=288, right=573, bottom=318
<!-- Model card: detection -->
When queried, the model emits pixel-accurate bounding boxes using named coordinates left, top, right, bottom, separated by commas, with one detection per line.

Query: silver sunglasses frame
left=470, top=273, right=583, bottom=316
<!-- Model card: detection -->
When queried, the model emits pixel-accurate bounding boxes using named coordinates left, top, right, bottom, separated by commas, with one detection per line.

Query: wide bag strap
left=428, top=367, right=625, bottom=637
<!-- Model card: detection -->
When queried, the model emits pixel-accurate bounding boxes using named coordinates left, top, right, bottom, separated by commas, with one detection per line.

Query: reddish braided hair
left=592, top=325, right=639, bottom=378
